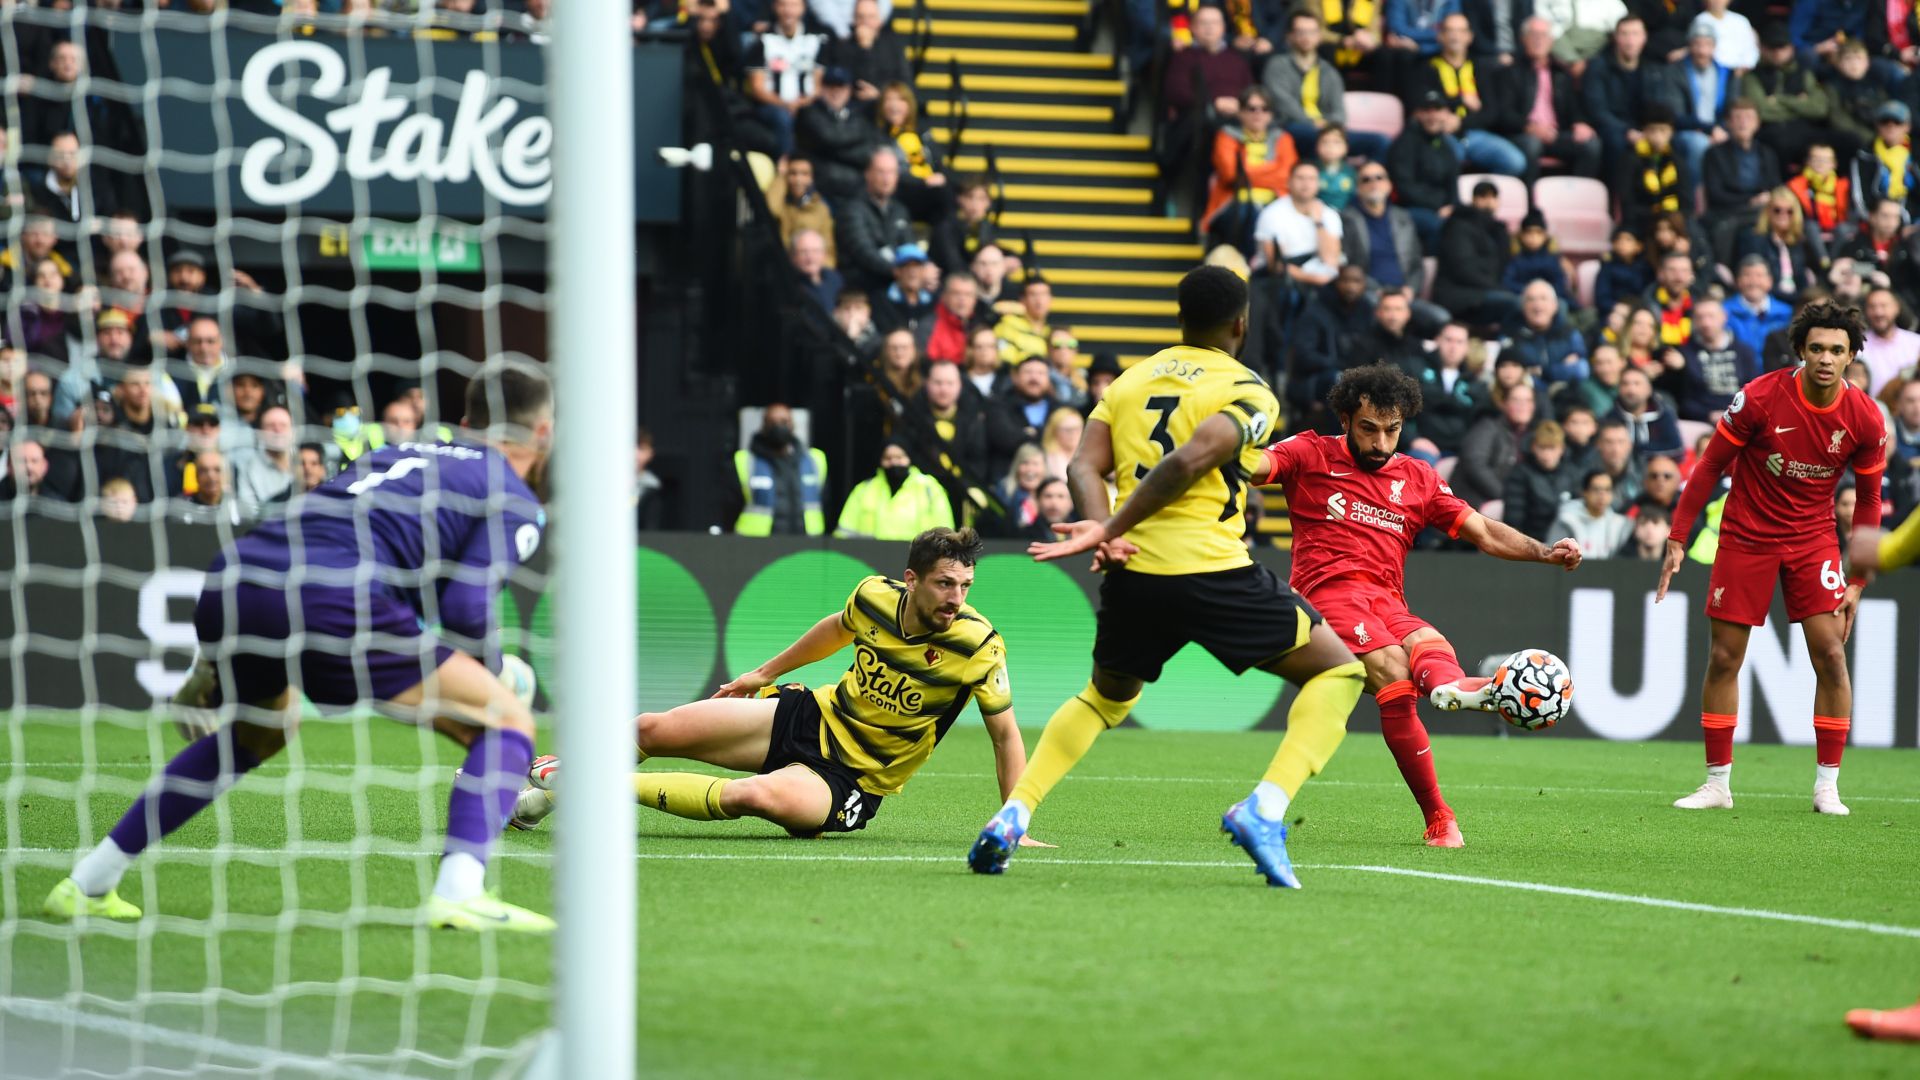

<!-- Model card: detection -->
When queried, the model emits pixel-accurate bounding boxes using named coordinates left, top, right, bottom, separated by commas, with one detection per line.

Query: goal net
left=0, top=4, right=586, bottom=1075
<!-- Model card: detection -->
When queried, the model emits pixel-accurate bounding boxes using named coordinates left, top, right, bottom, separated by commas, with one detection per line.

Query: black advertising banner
left=5, top=519, right=1920, bottom=749
left=104, top=20, right=684, bottom=223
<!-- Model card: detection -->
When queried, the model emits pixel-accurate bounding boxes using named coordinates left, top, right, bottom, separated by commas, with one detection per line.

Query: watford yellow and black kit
left=765, top=575, right=1011, bottom=834
left=1088, top=345, right=1320, bottom=681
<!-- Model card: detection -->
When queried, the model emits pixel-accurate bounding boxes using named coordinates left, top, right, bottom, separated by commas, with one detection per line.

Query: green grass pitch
left=4, top=714, right=1918, bottom=1078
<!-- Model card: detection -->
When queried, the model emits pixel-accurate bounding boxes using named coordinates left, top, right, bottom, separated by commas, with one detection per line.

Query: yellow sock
left=633, top=772, right=736, bottom=820
left=1008, top=682, right=1140, bottom=810
left=1261, top=661, right=1364, bottom=798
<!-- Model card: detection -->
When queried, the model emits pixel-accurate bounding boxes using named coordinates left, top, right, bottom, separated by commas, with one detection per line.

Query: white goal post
left=546, top=0, right=637, bottom=1075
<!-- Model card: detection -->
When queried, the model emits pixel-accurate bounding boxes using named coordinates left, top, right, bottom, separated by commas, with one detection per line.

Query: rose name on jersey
left=1324, top=490, right=1408, bottom=534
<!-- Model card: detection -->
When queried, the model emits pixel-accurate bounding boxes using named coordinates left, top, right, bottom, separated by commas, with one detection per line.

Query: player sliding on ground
left=1255, top=364, right=1583, bottom=847
left=1658, top=300, right=1887, bottom=815
left=45, top=361, right=558, bottom=932
left=511, top=528, right=1039, bottom=840
left=967, top=265, right=1367, bottom=888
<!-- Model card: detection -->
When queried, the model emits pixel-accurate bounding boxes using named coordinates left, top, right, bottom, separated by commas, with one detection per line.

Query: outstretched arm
left=713, top=613, right=855, bottom=697
left=981, top=708, right=1027, bottom=804
left=1457, top=511, right=1582, bottom=570
left=1032, top=412, right=1243, bottom=563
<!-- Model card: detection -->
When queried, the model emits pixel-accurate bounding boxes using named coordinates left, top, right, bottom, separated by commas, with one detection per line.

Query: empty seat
left=1344, top=92, right=1404, bottom=141
left=1534, top=176, right=1613, bottom=258
left=1575, top=258, right=1600, bottom=310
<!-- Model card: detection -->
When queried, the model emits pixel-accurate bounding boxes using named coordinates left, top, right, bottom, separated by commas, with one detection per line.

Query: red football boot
left=1423, top=808, right=1464, bottom=848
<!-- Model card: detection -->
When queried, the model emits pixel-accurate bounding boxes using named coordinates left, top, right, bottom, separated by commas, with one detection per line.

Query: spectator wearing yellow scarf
left=876, top=82, right=950, bottom=225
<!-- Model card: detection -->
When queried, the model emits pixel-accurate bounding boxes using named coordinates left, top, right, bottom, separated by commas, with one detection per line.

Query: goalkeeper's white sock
left=1705, top=764, right=1731, bottom=787
left=433, top=852, right=487, bottom=903
left=71, top=838, right=134, bottom=898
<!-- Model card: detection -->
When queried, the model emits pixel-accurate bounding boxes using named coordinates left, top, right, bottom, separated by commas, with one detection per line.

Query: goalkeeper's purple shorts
left=192, top=578, right=454, bottom=709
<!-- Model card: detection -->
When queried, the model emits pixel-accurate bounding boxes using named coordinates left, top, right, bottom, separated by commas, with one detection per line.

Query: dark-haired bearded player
left=1254, top=362, right=1584, bottom=846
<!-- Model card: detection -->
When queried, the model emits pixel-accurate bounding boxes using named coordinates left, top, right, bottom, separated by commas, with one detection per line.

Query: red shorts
left=1705, top=542, right=1847, bottom=626
left=1304, top=577, right=1433, bottom=656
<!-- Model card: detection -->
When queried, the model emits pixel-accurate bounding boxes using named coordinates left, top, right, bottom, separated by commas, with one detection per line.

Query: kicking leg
left=1409, top=631, right=1494, bottom=712
left=383, top=652, right=553, bottom=933
left=1361, top=643, right=1459, bottom=846
left=1676, top=618, right=1750, bottom=810
left=50, top=694, right=294, bottom=921
left=1800, top=613, right=1853, bottom=815
left=969, top=666, right=1141, bottom=874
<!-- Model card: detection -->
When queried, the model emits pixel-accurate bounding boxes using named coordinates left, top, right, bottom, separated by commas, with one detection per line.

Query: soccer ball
left=498, top=654, right=537, bottom=708
left=1491, top=650, right=1573, bottom=731
left=528, top=754, right=561, bottom=791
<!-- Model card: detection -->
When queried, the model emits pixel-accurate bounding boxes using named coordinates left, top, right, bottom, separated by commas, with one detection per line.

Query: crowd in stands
left=0, top=3, right=548, bottom=520
left=1142, top=0, right=1920, bottom=558
left=697, top=0, right=1920, bottom=555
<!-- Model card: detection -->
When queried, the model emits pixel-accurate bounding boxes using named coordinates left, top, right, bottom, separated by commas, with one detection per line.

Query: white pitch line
left=1327, top=865, right=1920, bottom=940
left=918, top=772, right=1920, bottom=805
left=7, top=848, right=1917, bottom=940
left=0, top=997, right=402, bottom=1080
left=10, top=763, right=1920, bottom=804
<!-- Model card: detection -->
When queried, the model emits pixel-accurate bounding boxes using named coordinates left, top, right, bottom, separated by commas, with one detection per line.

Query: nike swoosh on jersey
left=1329, top=471, right=1352, bottom=477
left=1774, top=426, right=1797, bottom=434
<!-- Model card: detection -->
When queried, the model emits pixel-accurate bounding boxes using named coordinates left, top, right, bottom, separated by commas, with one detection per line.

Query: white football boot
left=1673, top=781, right=1734, bottom=810
left=1812, top=785, right=1850, bottom=816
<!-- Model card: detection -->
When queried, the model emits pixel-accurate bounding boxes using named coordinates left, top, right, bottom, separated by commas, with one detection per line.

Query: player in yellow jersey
left=513, top=528, right=1037, bottom=838
left=967, top=265, right=1367, bottom=887
left=1849, top=508, right=1920, bottom=574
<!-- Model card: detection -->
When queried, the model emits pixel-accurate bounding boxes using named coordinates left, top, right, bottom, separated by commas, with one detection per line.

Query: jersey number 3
left=1134, top=395, right=1242, bottom=522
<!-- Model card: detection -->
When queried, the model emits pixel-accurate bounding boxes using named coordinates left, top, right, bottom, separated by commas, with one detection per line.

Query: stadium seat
left=1435, top=456, right=1458, bottom=482
left=1676, top=419, right=1714, bottom=451
left=1479, top=498, right=1504, bottom=522
left=1344, top=92, right=1404, bottom=141
left=1421, top=256, right=1437, bottom=301
left=1534, top=176, right=1613, bottom=257
left=1575, top=258, right=1600, bottom=310
left=1457, top=174, right=1528, bottom=231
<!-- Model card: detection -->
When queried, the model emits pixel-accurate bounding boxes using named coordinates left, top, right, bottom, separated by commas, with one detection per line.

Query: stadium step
left=921, top=0, right=1091, bottom=14
left=950, top=155, right=1157, bottom=179
left=997, top=183, right=1152, bottom=206
left=917, top=72, right=1126, bottom=97
left=895, top=18, right=1079, bottom=41
left=929, top=127, right=1147, bottom=152
left=923, top=99, right=1112, bottom=123
left=921, top=46, right=1114, bottom=71
left=909, top=5, right=1191, bottom=356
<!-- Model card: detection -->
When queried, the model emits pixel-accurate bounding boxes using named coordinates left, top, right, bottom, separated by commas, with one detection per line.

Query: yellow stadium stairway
left=904, top=0, right=1193, bottom=360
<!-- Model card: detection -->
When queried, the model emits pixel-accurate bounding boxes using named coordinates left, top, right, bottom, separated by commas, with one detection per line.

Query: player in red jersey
left=1253, top=365, right=1584, bottom=846
left=1659, top=301, right=1887, bottom=815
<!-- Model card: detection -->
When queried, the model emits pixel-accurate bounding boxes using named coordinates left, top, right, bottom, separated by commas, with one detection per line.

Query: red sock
left=1378, top=680, right=1448, bottom=818
left=1407, top=640, right=1467, bottom=697
left=1702, top=712, right=1736, bottom=768
left=1813, top=715, right=1849, bottom=769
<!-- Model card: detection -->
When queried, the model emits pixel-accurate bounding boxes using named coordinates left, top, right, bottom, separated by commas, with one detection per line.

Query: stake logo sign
left=239, top=41, right=552, bottom=208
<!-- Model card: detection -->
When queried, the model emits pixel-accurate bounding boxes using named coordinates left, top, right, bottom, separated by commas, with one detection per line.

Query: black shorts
left=1092, top=563, right=1322, bottom=683
left=764, top=686, right=883, bottom=837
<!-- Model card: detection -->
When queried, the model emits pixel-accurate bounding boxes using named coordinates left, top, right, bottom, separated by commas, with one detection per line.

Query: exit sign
left=362, top=224, right=481, bottom=272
